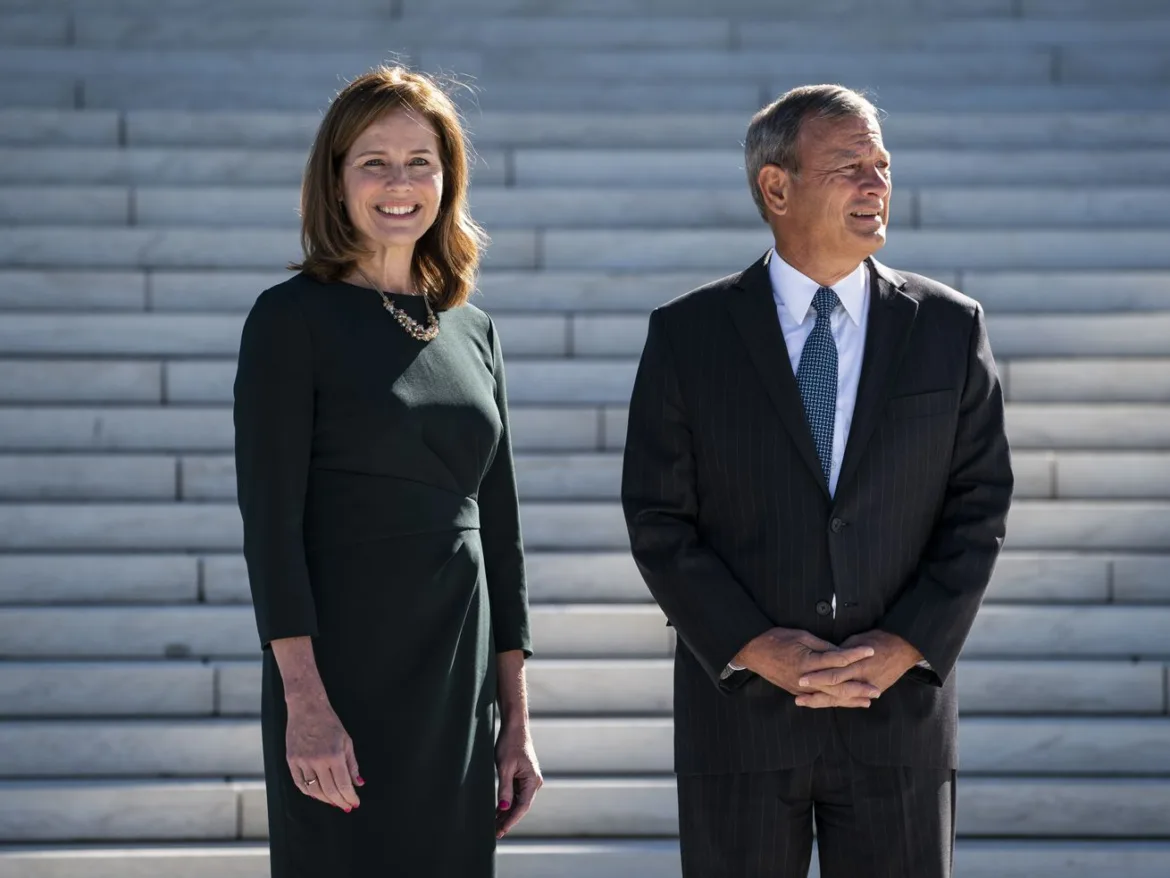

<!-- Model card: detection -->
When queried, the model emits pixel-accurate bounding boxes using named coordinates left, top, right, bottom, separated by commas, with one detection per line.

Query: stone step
left=0, top=499, right=1167, bottom=551
left=7, top=15, right=1165, bottom=52
left=8, top=775, right=1170, bottom=852
left=2, top=840, right=1170, bottom=878
left=13, top=185, right=1170, bottom=231
left=0, top=227, right=531, bottom=271
left=12, top=839, right=1170, bottom=878
left=0, top=658, right=1163, bottom=719
left=1, top=549, right=1163, bottom=607
left=3, top=312, right=1169, bottom=360
left=510, top=150, right=1170, bottom=188
left=2, top=403, right=1169, bottom=457
left=0, top=148, right=504, bottom=186
left=6, top=79, right=1170, bottom=112
left=87, top=109, right=1170, bottom=150
left=4, top=269, right=1170, bottom=315
left=7, top=148, right=1170, bottom=190
left=0, top=46, right=1072, bottom=87
left=9, top=356, right=1166, bottom=407
left=1, top=451, right=1167, bottom=502
left=533, top=229, right=1170, bottom=272
left=2, top=602, right=1168, bottom=660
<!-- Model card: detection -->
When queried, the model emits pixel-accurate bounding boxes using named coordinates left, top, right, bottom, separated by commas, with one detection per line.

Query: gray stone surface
left=0, top=186, right=128, bottom=224
left=1114, top=556, right=1170, bottom=603
left=0, top=13, right=68, bottom=46
left=542, top=229, right=1170, bottom=271
left=920, top=187, right=1170, bottom=227
left=0, top=455, right=177, bottom=500
left=0, top=554, right=199, bottom=604
left=481, top=49, right=1053, bottom=83
left=0, top=780, right=238, bottom=842
left=961, top=271, right=1170, bottom=313
left=0, top=606, right=258, bottom=659
left=0, top=361, right=161, bottom=403
left=0, top=720, right=262, bottom=776
left=77, top=15, right=731, bottom=50
left=0, top=315, right=242, bottom=356
left=1011, top=452, right=1055, bottom=499
left=1006, top=404, right=1170, bottom=450
left=962, top=718, right=1170, bottom=775
left=737, top=19, right=1170, bottom=49
left=959, top=660, right=1166, bottom=714
left=0, top=270, right=147, bottom=310
left=507, top=407, right=604, bottom=452
left=401, top=0, right=1014, bottom=14
left=3, top=840, right=1170, bottom=878
left=1007, top=500, right=1170, bottom=551
left=960, top=777, right=1170, bottom=836
left=3, top=226, right=534, bottom=270
left=520, top=502, right=628, bottom=549
left=0, top=407, right=233, bottom=452
left=1008, top=360, right=1170, bottom=403
left=0, top=663, right=214, bottom=717
left=119, top=109, right=1170, bottom=149
left=530, top=604, right=672, bottom=658
left=514, top=148, right=1170, bottom=187
left=984, top=552, right=1109, bottom=603
left=0, top=504, right=242, bottom=551
left=0, top=110, right=120, bottom=146
left=0, top=78, right=73, bottom=109
left=84, top=76, right=766, bottom=112
left=1022, top=0, right=1170, bottom=15
left=968, top=606, right=1170, bottom=657
left=1055, top=453, right=1170, bottom=499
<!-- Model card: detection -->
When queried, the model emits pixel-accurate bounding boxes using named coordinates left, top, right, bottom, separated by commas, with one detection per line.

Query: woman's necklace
left=354, top=268, right=440, bottom=342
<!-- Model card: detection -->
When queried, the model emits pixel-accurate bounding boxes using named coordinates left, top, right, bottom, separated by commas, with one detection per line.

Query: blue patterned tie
left=796, top=286, right=840, bottom=487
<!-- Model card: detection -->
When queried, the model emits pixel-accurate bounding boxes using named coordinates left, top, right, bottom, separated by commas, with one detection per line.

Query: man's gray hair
left=744, top=84, right=882, bottom=220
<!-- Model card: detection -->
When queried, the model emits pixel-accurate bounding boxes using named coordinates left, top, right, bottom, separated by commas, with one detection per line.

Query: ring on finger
left=305, top=777, right=319, bottom=787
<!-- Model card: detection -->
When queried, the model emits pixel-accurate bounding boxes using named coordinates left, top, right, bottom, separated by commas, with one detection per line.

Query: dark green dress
left=233, top=273, right=532, bottom=878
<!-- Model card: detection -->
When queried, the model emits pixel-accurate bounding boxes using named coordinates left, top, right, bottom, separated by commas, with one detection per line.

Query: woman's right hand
left=285, top=699, right=363, bottom=812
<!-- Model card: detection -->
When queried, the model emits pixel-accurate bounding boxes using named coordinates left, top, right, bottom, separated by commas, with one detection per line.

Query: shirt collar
left=767, top=250, right=868, bottom=327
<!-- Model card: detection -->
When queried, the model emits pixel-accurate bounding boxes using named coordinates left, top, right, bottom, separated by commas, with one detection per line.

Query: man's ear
left=757, top=165, right=790, bottom=217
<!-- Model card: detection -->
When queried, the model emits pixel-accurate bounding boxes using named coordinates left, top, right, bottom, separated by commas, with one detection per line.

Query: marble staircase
left=1, top=0, right=1169, bottom=875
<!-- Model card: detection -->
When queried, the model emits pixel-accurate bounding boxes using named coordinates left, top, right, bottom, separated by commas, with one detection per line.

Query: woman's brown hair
left=292, top=65, right=487, bottom=310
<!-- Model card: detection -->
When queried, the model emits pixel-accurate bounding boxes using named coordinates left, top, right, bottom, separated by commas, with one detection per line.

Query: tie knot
left=813, top=286, right=839, bottom=319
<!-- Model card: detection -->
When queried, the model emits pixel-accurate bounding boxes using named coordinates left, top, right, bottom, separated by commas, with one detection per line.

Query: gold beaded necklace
left=355, top=268, right=440, bottom=342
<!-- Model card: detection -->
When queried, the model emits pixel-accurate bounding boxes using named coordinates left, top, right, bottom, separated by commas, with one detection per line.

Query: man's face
left=782, top=113, right=892, bottom=267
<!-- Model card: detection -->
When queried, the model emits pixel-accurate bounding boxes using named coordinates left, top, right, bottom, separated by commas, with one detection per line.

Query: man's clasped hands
left=733, top=627, right=924, bottom=708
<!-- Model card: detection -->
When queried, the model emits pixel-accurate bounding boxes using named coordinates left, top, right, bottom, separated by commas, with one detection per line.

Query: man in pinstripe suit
left=621, top=85, right=1013, bottom=877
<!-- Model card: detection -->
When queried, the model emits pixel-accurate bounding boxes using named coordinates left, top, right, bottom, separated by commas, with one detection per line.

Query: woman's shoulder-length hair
left=291, top=65, right=487, bottom=311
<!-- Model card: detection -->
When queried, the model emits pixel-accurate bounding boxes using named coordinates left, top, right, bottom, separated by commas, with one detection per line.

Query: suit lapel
left=726, top=251, right=831, bottom=499
left=835, top=258, right=919, bottom=496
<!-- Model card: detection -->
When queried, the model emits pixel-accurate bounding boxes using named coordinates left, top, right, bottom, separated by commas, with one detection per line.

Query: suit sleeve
left=621, top=308, right=775, bottom=687
left=479, top=318, right=533, bottom=657
left=233, top=288, right=318, bottom=647
left=878, top=303, right=1013, bottom=684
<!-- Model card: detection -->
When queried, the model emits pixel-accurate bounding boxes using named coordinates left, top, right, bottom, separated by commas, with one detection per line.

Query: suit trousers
left=677, top=720, right=956, bottom=878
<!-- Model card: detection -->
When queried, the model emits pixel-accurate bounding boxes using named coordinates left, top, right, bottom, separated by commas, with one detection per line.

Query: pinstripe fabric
left=621, top=251, right=1014, bottom=778
left=678, top=723, right=955, bottom=878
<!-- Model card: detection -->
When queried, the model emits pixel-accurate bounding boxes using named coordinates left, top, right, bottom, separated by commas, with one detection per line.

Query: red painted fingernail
left=356, top=776, right=365, bottom=786
left=499, top=800, right=511, bottom=810
left=343, top=807, right=352, bottom=813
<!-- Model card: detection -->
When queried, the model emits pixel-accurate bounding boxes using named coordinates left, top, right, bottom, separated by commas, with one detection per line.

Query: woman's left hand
left=494, top=721, right=543, bottom=839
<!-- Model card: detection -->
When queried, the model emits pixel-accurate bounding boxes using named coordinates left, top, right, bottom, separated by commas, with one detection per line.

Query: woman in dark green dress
left=233, top=67, right=541, bottom=877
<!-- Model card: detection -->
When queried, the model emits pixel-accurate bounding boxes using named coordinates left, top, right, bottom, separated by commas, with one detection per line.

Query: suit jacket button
left=815, top=600, right=832, bottom=617
left=830, top=518, right=845, bottom=533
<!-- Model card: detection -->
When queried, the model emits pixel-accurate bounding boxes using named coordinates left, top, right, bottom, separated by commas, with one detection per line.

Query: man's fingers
left=798, top=669, right=881, bottom=699
left=794, top=692, right=873, bottom=709
left=796, top=632, right=838, bottom=652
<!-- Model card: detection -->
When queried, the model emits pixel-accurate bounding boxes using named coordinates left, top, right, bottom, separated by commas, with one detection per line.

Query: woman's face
left=339, top=108, right=444, bottom=255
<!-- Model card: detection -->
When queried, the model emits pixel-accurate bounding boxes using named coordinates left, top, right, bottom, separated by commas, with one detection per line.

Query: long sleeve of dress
left=233, top=287, right=318, bottom=647
left=478, top=319, right=532, bottom=657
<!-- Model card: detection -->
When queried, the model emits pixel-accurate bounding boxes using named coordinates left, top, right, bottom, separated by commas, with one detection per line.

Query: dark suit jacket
left=621, top=251, right=1014, bottom=775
